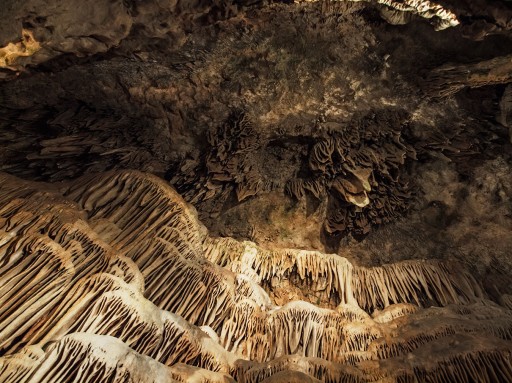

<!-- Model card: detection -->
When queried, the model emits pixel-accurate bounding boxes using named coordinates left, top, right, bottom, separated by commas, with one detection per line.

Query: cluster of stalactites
left=1, top=170, right=512, bottom=383
left=0, top=172, right=242, bottom=377
left=295, top=0, right=459, bottom=30
left=204, top=237, right=484, bottom=312
left=285, top=109, right=416, bottom=237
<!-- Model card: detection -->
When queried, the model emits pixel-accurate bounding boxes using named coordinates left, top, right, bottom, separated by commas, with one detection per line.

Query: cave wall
left=1, top=1, right=512, bottom=381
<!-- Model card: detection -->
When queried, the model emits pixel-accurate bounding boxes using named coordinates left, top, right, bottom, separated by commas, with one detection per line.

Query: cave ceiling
left=1, top=0, right=512, bottom=382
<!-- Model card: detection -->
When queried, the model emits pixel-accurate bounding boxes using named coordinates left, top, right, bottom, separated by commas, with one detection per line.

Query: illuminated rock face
left=1, top=0, right=512, bottom=249
left=0, top=170, right=511, bottom=382
left=1, top=0, right=512, bottom=381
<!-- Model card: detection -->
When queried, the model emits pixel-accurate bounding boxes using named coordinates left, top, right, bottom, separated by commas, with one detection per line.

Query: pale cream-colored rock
left=2, top=334, right=178, bottom=383
left=0, top=170, right=511, bottom=382
left=296, top=0, right=459, bottom=30
left=0, top=30, right=40, bottom=70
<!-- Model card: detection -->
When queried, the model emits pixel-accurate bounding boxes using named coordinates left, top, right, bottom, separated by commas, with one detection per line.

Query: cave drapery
left=1, top=0, right=512, bottom=382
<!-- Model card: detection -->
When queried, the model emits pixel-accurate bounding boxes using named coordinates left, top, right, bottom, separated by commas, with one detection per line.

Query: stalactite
left=204, top=237, right=485, bottom=313
left=295, top=0, right=459, bottom=30
left=0, top=171, right=511, bottom=382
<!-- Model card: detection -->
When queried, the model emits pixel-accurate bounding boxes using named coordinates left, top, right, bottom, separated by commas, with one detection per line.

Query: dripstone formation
left=1, top=0, right=512, bottom=382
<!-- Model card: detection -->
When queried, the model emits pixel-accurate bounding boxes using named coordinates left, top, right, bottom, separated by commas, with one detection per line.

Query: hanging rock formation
left=171, top=108, right=417, bottom=238
left=1, top=0, right=512, bottom=381
left=0, top=170, right=511, bottom=382
left=297, top=0, right=460, bottom=30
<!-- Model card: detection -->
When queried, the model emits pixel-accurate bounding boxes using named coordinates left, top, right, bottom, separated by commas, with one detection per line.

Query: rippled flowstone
left=0, top=170, right=511, bottom=382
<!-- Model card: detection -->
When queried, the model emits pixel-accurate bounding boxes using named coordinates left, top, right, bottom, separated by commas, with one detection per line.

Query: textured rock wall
left=1, top=1, right=512, bottom=381
left=0, top=170, right=511, bottom=382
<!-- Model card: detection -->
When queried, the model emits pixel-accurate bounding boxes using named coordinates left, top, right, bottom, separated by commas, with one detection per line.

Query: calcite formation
left=172, top=108, right=417, bottom=237
left=297, top=0, right=460, bottom=30
left=0, top=170, right=511, bottom=382
left=1, top=0, right=512, bottom=382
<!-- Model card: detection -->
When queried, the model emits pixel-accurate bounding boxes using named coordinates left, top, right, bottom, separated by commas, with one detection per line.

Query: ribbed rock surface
left=0, top=170, right=511, bottom=382
left=1, top=1, right=512, bottom=382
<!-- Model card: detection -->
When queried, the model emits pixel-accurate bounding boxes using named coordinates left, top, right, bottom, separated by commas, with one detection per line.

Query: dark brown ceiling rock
left=426, top=54, right=512, bottom=97
left=500, top=84, right=512, bottom=142
left=0, top=0, right=262, bottom=79
left=437, top=0, right=512, bottom=40
left=0, top=0, right=132, bottom=77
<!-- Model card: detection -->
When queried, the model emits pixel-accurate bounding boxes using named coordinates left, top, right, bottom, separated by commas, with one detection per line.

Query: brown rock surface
left=1, top=1, right=512, bottom=381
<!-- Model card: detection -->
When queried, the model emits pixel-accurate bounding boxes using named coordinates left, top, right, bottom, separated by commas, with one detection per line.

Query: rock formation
left=1, top=0, right=512, bottom=382
left=0, top=171, right=511, bottom=382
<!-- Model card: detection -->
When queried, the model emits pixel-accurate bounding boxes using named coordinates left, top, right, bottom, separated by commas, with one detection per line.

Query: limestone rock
left=0, top=171, right=511, bottom=382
